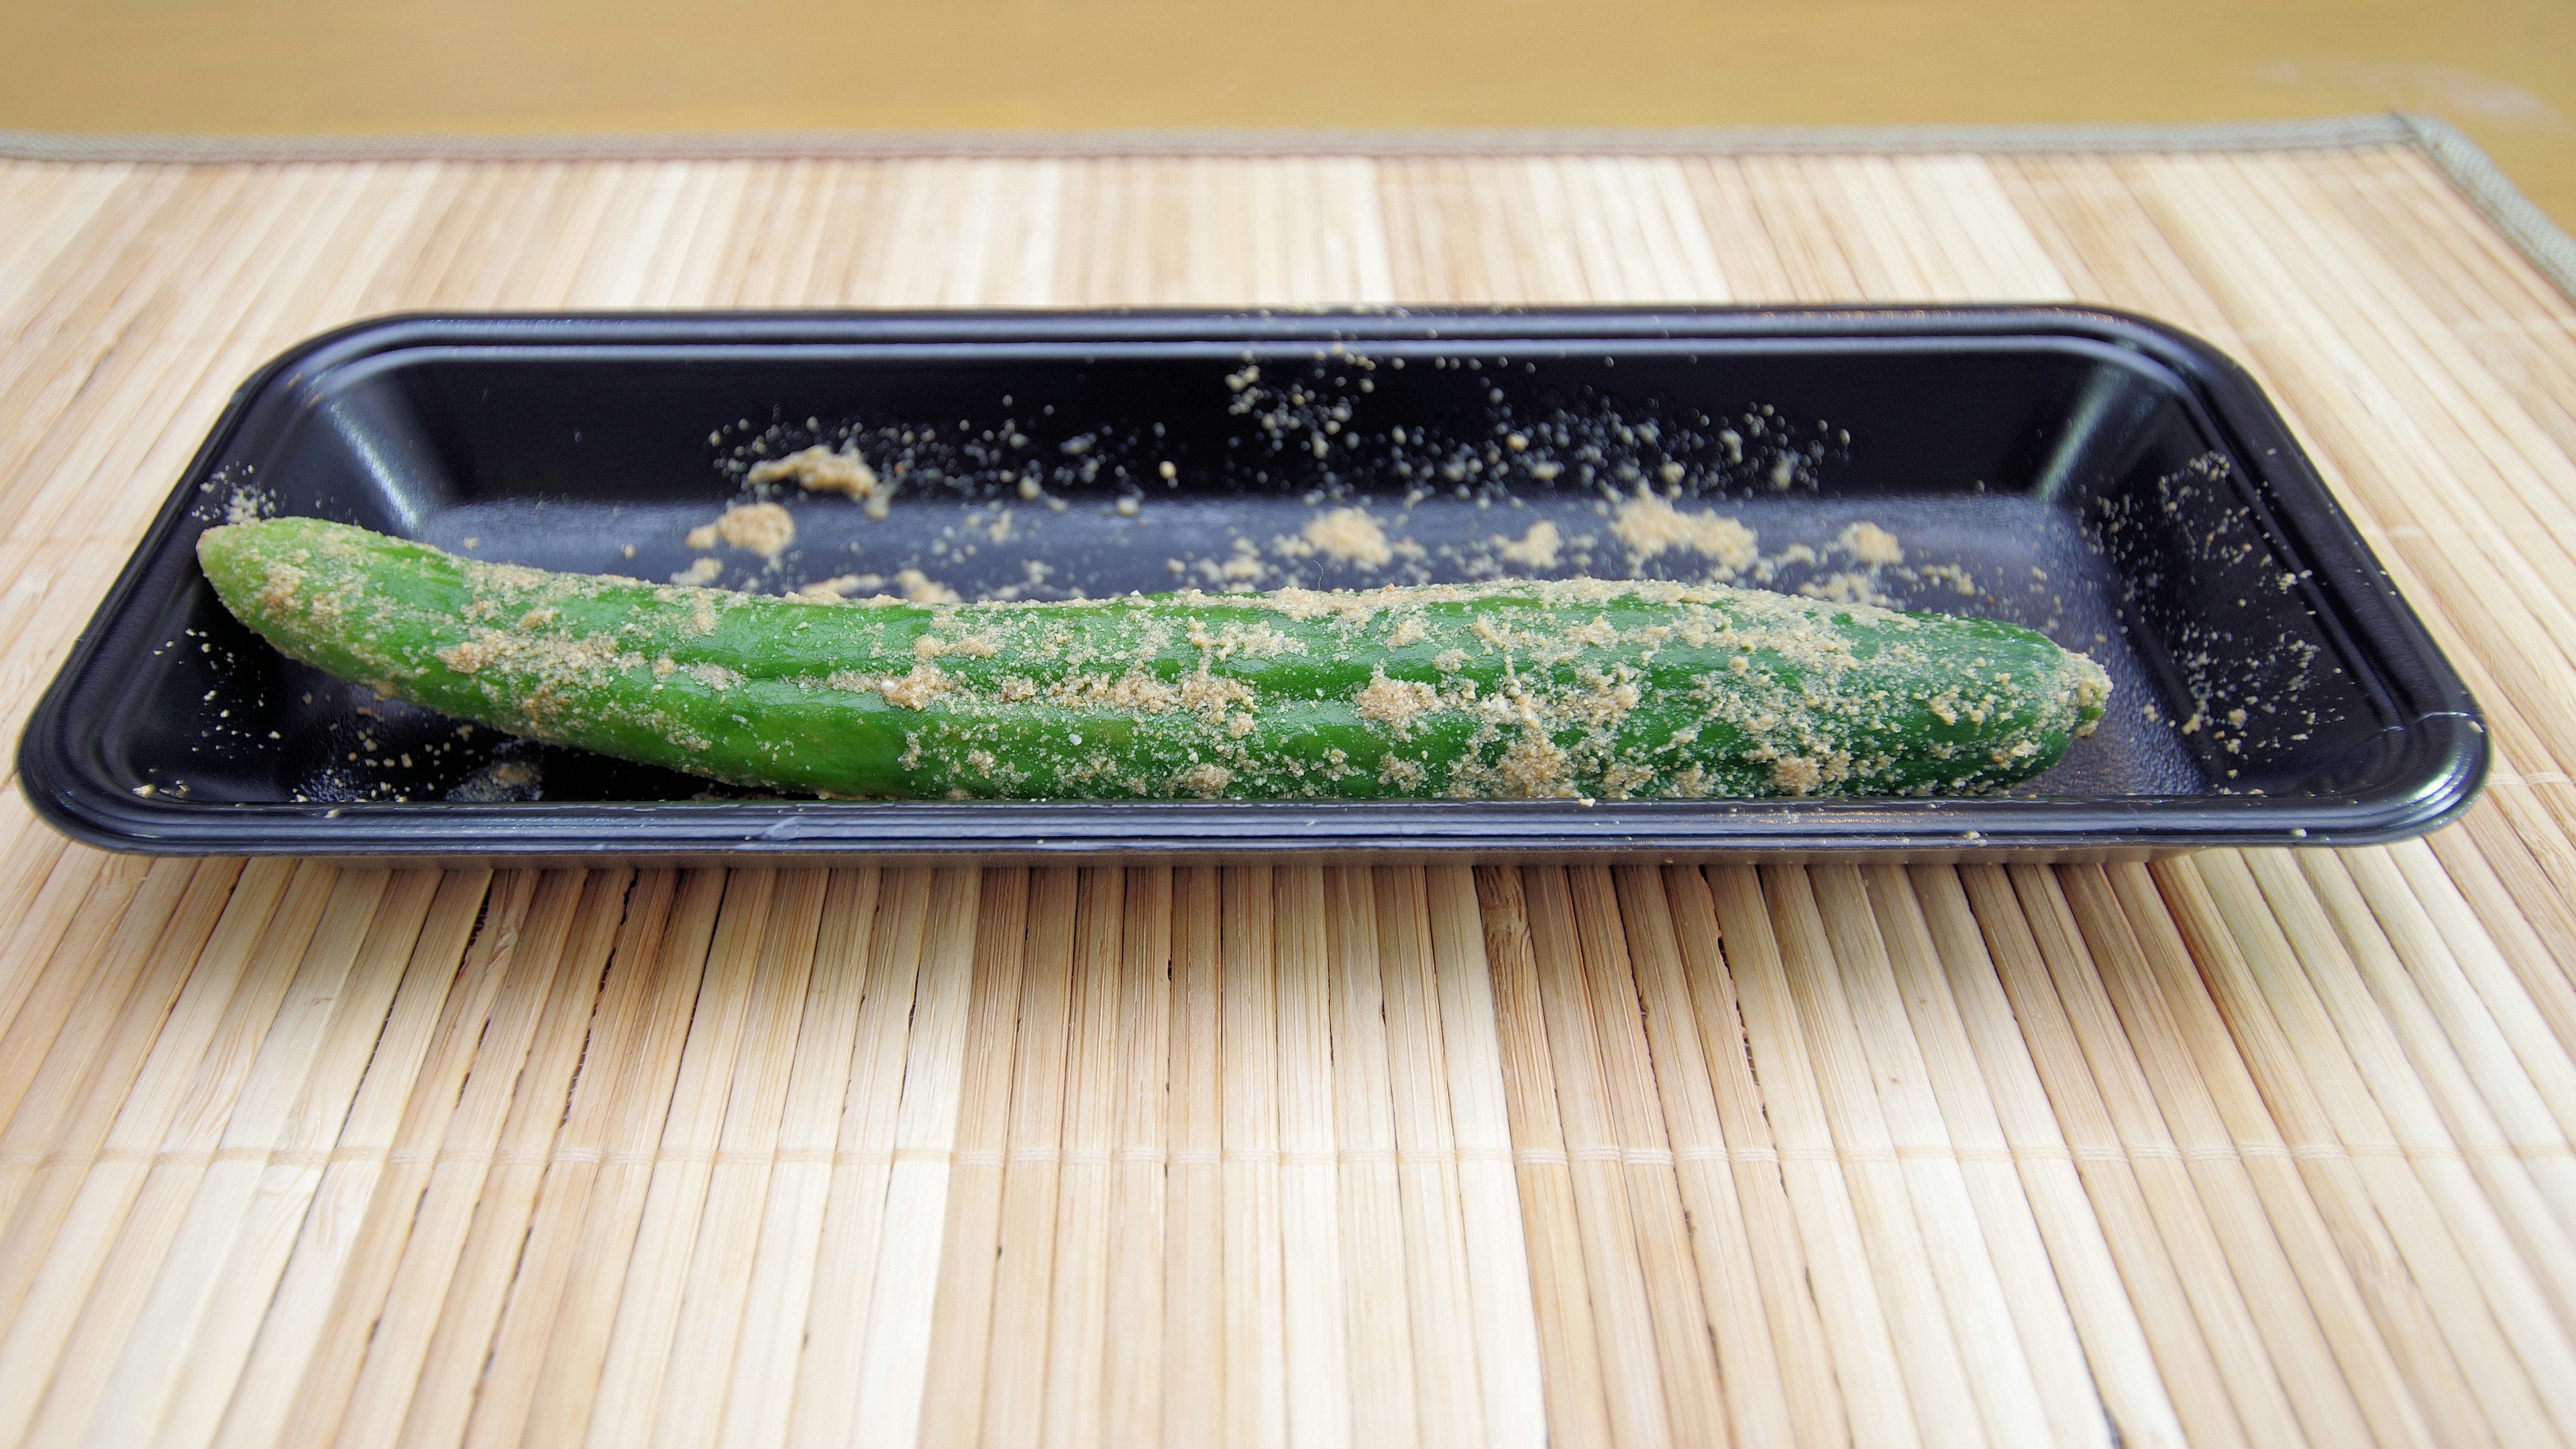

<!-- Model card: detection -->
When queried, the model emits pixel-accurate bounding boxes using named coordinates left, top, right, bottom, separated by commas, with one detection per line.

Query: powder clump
left=892, top=568, right=959, bottom=604
left=1286, top=508, right=1395, bottom=569
left=688, top=502, right=796, bottom=559
left=1610, top=491, right=1758, bottom=576
left=1353, top=670, right=1441, bottom=737
left=748, top=445, right=894, bottom=517
left=1495, top=519, right=1562, bottom=570
left=1837, top=521, right=1903, bottom=566
left=792, top=573, right=880, bottom=602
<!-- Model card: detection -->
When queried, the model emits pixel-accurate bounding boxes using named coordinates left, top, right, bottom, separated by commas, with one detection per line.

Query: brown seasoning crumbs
left=691, top=502, right=796, bottom=559
left=1281, top=508, right=1395, bottom=569
left=1609, top=490, right=1760, bottom=576
left=747, top=445, right=895, bottom=518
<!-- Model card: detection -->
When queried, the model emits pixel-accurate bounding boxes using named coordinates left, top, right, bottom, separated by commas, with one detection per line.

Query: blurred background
left=3, top=0, right=2571, bottom=226
left=5, top=0, right=2576, bottom=225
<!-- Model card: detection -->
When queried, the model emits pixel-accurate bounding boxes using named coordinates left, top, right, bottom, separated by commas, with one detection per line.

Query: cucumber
left=197, top=517, right=2107, bottom=801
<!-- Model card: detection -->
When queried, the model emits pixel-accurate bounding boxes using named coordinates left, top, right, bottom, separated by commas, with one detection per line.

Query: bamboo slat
left=0, top=134, right=2572, bottom=1445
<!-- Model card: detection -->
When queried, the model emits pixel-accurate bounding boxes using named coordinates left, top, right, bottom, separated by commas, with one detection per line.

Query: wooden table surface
left=0, top=125, right=2573, bottom=1448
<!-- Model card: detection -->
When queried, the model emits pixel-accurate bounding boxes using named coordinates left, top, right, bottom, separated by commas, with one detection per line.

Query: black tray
left=18, top=308, right=2484, bottom=861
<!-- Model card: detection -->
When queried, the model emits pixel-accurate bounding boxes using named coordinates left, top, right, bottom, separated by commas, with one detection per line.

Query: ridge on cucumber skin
left=195, top=516, right=2109, bottom=802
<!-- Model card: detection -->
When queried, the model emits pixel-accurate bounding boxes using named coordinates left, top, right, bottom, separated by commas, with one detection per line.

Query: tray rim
left=17, top=303, right=2488, bottom=859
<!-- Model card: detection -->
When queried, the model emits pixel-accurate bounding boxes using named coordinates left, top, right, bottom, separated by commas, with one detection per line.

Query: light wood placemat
left=3, top=130, right=2576, bottom=1448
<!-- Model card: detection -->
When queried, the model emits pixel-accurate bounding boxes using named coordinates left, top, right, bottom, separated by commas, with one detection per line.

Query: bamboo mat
left=5, top=130, right=2576, bottom=1446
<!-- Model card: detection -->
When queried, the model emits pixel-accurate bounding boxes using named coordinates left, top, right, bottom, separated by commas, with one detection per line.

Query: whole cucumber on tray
left=197, top=517, right=2108, bottom=801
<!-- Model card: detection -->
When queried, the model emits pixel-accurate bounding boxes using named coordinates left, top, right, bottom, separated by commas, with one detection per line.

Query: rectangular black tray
left=19, top=308, right=2483, bottom=861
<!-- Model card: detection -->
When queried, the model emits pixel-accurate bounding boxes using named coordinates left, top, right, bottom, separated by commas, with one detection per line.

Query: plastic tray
left=18, top=308, right=2485, bottom=861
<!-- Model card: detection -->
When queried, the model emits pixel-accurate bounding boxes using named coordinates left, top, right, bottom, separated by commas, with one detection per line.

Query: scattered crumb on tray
left=686, top=502, right=796, bottom=558
left=1838, top=520, right=1903, bottom=567
left=447, top=757, right=543, bottom=803
left=749, top=444, right=894, bottom=517
left=1609, top=489, right=1758, bottom=576
left=1276, top=507, right=1393, bottom=568
left=1798, top=571, right=1895, bottom=608
left=892, top=568, right=959, bottom=604
left=792, top=572, right=880, bottom=602
left=1493, top=519, right=1562, bottom=570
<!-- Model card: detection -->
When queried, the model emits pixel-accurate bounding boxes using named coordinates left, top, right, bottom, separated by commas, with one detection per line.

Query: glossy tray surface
left=18, top=308, right=2485, bottom=857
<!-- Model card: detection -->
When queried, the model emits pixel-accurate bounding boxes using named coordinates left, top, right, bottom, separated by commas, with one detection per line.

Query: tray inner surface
left=123, top=327, right=2383, bottom=810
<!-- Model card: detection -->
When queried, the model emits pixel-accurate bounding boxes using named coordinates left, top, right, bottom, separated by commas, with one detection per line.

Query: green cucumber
left=196, top=517, right=2108, bottom=801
